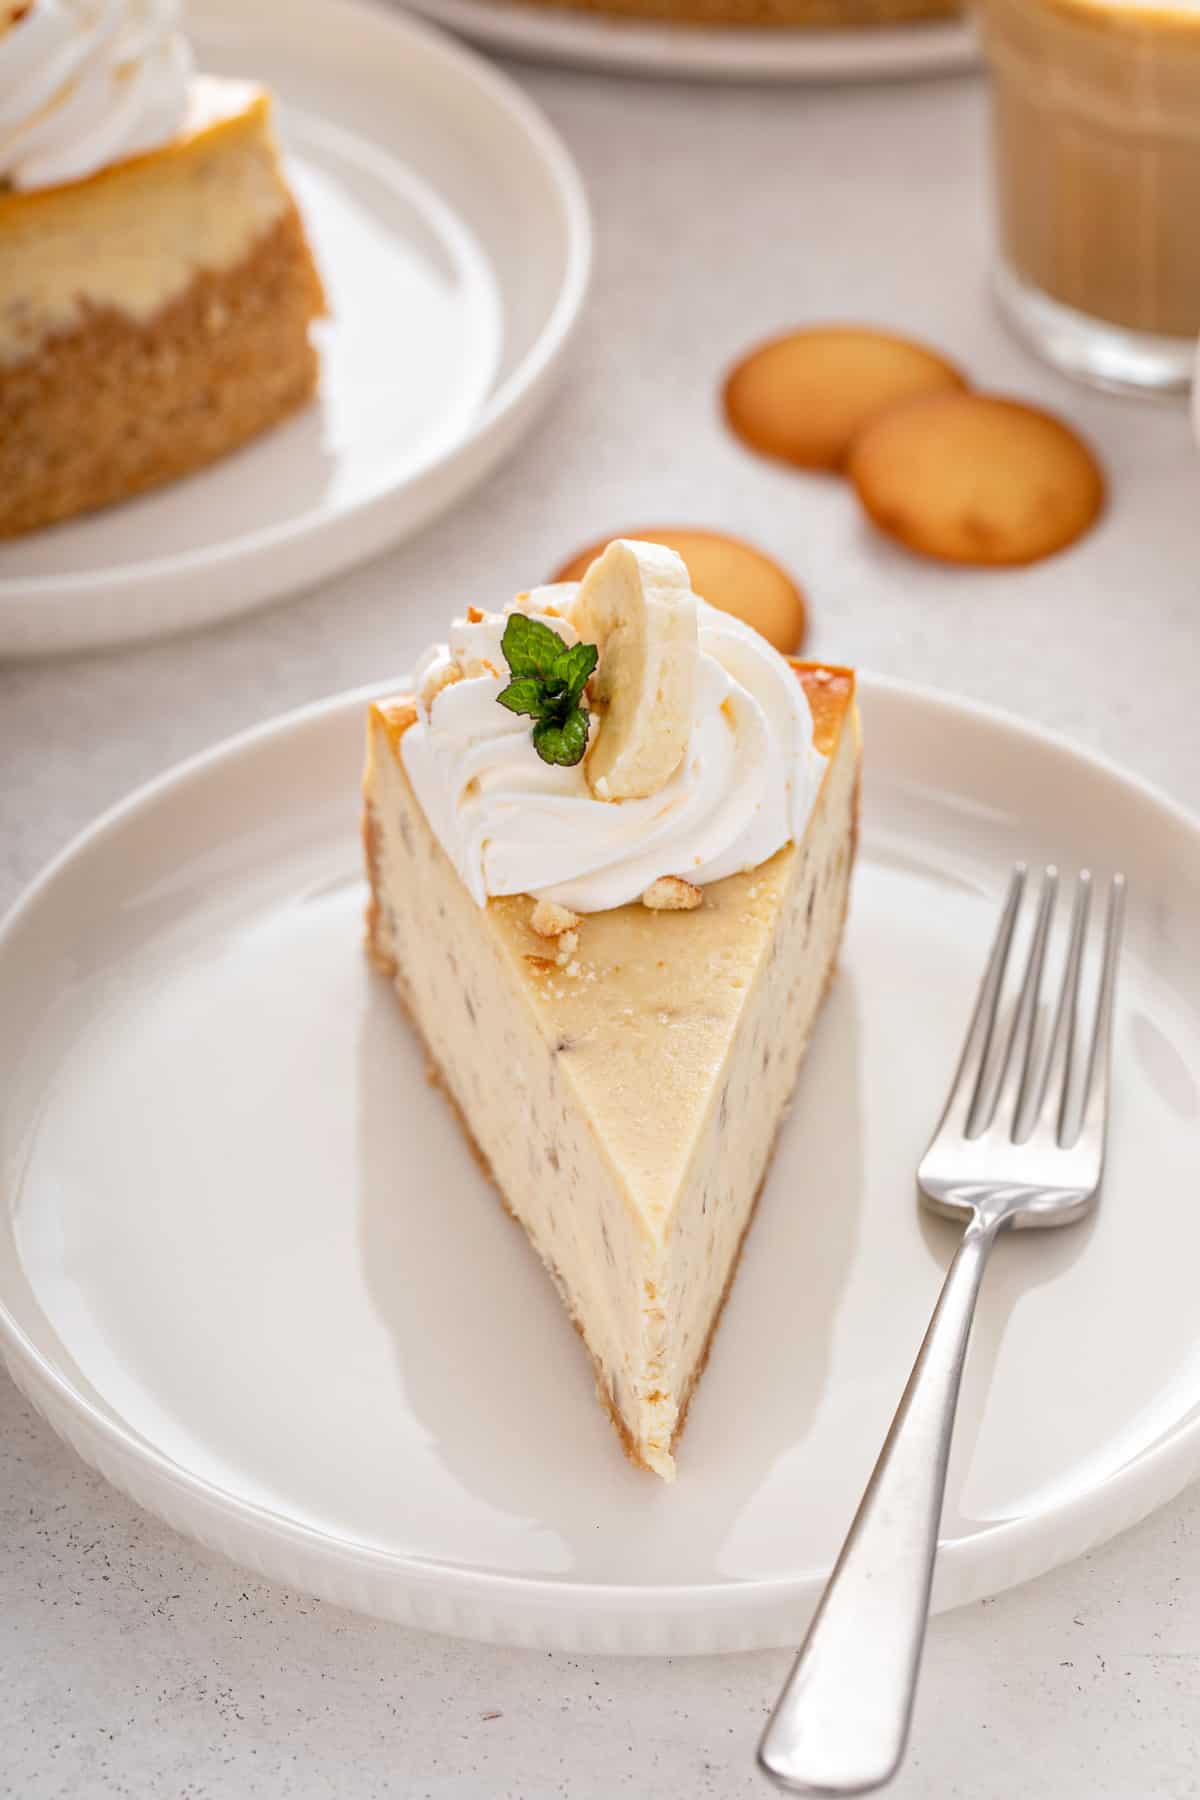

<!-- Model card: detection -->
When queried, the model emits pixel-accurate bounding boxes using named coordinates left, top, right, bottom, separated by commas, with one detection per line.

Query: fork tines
left=953, top=865, right=1125, bottom=1150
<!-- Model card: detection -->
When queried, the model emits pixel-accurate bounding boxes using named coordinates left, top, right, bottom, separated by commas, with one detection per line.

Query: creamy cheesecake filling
left=365, top=690, right=859, bottom=1478
left=654, top=717, right=858, bottom=1456
left=367, top=728, right=655, bottom=1468
left=0, top=76, right=289, bottom=365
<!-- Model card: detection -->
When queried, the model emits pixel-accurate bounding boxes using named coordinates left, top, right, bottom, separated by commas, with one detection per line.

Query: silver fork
left=759, top=864, right=1126, bottom=1797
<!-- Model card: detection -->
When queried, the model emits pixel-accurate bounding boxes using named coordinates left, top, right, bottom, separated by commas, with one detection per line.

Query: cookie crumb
left=379, top=699, right=418, bottom=737
left=531, top=899, right=581, bottom=939
left=642, top=876, right=703, bottom=911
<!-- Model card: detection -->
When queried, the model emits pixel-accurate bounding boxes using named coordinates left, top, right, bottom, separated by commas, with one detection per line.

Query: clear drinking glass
left=976, top=0, right=1200, bottom=397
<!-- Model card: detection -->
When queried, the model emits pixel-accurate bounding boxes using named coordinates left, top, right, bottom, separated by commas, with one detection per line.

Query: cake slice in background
left=0, top=3, right=326, bottom=539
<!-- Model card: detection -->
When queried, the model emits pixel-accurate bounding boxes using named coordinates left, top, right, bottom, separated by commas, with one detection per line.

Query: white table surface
left=3, top=53, right=1200, bottom=1800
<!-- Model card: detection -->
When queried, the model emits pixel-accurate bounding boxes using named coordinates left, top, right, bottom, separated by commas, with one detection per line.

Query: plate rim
left=0, top=0, right=592, bottom=627
left=3, top=671, right=1200, bottom=1650
left=404, top=0, right=978, bottom=82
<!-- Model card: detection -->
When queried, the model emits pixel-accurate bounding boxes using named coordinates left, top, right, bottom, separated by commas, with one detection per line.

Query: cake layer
left=363, top=666, right=859, bottom=1477
left=0, top=77, right=293, bottom=367
left=0, top=207, right=324, bottom=539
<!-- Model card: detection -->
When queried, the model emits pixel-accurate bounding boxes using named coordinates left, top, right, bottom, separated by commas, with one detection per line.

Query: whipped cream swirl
left=0, top=0, right=192, bottom=192
left=401, top=587, right=827, bottom=915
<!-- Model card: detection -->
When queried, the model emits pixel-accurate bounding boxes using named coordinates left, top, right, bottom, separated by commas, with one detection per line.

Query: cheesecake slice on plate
left=362, top=541, right=860, bottom=1479
left=0, top=2, right=325, bottom=539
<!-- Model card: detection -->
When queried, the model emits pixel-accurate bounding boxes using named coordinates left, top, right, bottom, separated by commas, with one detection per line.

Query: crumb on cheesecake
left=642, top=876, right=703, bottom=911
left=531, top=899, right=581, bottom=938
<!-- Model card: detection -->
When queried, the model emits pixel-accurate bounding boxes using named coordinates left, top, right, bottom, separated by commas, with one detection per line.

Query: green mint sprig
left=496, top=614, right=598, bottom=767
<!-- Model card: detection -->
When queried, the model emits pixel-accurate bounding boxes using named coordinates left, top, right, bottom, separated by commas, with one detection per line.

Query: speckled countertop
left=3, top=54, right=1200, bottom=1800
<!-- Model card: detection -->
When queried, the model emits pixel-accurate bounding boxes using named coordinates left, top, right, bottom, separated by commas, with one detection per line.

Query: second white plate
left=0, top=0, right=590, bottom=659
left=2, top=677, right=1199, bottom=1653
left=406, top=0, right=977, bottom=83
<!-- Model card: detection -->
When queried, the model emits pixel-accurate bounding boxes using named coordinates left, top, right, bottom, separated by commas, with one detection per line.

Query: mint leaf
left=554, top=641, right=598, bottom=707
left=532, top=708, right=590, bottom=767
left=496, top=676, right=548, bottom=719
left=497, top=615, right=599, bottom=768
left=501, top=614, right=570, bottom=684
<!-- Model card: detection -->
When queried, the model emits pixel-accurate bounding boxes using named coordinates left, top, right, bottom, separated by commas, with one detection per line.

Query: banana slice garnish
left=572, top=539, right=698, bottom=802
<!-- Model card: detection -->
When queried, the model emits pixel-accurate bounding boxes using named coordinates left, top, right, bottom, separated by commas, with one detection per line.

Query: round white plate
left=406, top=0, right=977, bottom=82
left=0, top=0, right=590, bottom=660
left=2, top=676, right=1199, bottom=1655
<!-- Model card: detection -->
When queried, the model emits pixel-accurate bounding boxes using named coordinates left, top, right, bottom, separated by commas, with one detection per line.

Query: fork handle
left=759, top=1212, right=1005, bottom=1796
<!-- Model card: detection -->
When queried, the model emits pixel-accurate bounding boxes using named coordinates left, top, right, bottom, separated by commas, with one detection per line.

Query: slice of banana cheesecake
left=362, top=542, right=860, bottom=1479
left=0, top=0, right=325, bottom=540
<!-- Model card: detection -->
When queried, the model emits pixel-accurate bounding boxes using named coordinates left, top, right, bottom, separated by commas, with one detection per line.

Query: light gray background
left=3, top=57, right=1199, bottom=1800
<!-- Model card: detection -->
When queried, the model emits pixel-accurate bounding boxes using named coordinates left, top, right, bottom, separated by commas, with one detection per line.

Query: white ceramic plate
left=2, top=676, right=1199, bottom=1655
left=0, top=0, right=590, bottom=660
left=405, top=0, right=977, bottom=82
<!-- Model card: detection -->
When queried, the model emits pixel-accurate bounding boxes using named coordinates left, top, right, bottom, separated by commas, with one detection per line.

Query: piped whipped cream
left=401, top=585, right=827, bottom=915
left=0, top=0, right=192, bottom=192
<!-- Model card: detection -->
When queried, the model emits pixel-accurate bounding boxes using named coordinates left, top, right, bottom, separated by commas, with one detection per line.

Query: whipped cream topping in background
left=401, top=586, right=827, bottom=915
left=0, top=0, right=192, bottom=192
